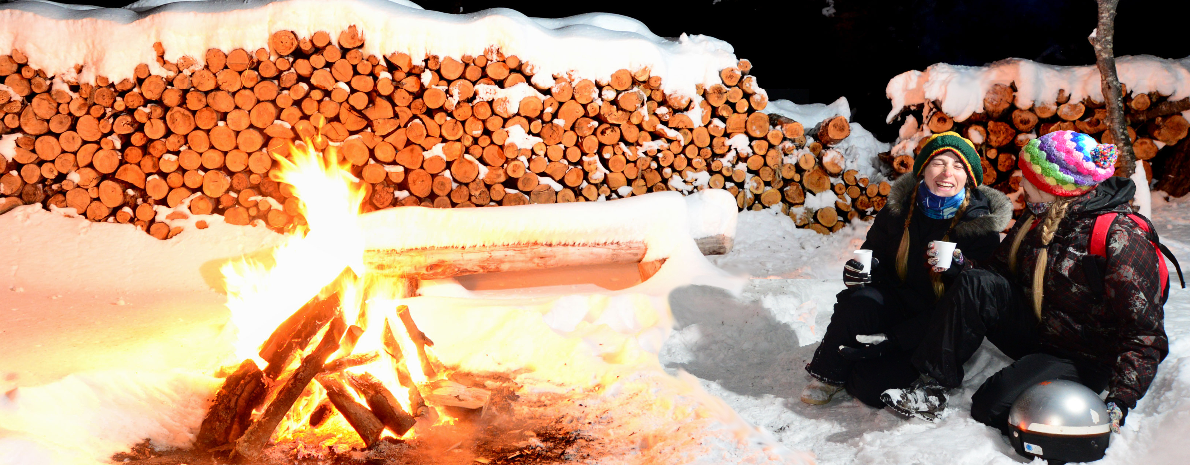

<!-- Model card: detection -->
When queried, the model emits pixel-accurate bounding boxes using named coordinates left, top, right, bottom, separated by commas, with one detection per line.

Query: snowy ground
left=1, top=193, right=1188, bottom=465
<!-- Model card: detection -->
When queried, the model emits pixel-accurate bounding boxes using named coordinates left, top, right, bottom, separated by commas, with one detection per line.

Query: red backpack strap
left=1127, top=214, right=1171, bottom=294
left=1088, top=213, right=1117, bottom=258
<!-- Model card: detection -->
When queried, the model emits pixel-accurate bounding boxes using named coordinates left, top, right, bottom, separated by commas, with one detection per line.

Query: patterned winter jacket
left=987, top=177, right=1168, bottom=409
left=863, top=174, right=1013, bottom=350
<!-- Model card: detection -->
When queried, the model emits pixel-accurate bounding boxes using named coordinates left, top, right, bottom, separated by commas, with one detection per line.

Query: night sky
left=44, top=0, right=1190, bottom=141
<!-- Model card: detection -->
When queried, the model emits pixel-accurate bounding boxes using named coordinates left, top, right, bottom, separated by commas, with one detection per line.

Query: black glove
left=843, top=257, right=879, bottom=288
left=839, top=333, right=896, bottom=361
left=1106, top=399, right=1128, bottom=433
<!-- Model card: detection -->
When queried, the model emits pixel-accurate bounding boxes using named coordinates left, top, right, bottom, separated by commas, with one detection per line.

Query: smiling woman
left=800, top=130, right=1012, bottom=409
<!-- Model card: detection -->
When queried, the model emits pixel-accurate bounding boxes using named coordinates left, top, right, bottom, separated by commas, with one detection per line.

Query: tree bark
left=1090, top=0, right=1136, bottom=176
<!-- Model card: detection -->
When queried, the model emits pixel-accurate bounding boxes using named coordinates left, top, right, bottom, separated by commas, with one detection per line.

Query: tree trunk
left=1090, top=0, right=1136, bottom=176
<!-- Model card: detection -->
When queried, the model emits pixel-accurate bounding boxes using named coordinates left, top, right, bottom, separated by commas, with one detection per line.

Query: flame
left=222, top=137, right=367, bottom=363
left=219, top=133, right=448, bottom=445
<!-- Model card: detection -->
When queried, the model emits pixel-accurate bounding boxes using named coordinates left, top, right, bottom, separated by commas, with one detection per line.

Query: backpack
left=1084, top=212, right=1185, bottom=305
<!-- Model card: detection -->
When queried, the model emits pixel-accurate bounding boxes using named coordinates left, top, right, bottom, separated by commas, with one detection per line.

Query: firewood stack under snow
left=885, top=58, right=1190, bottom=198
left=0, top=6, right=888, bottom=238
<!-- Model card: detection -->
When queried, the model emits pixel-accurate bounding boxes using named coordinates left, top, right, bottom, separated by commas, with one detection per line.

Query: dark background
left=44, top=0, right=1190, bottom=141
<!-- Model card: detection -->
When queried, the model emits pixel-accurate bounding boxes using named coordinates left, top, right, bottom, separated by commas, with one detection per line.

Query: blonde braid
left=1029, top=199, right=1073, bottom=319
left=1008, top=214, right=1035, bottom=274
left=895, top=183, right=919, bottom=282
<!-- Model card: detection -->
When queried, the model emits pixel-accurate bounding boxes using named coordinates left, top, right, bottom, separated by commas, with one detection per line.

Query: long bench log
left=364, top=242, right=648, bottom=279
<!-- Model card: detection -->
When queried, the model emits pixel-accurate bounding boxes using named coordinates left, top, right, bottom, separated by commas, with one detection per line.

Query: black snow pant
left=911, top=269, right=1112, bottom=432
left=806, top=285, right=920, bottom=407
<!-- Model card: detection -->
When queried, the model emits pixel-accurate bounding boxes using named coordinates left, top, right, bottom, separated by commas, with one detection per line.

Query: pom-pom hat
left=1019, top=131, right=1117, bottom=197
left=914, top=132, right=983, bottom=186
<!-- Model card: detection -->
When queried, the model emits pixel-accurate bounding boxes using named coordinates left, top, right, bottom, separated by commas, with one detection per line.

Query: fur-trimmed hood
left=881, top=174, right=1012, bottom=238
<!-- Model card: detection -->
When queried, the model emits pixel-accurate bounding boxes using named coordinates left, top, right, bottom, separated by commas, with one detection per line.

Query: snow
left=886, top=56, right=1190, bottom=123
left=0, top=0, right=737, bottom=100
left=2, top=187, right=1190, bottom=465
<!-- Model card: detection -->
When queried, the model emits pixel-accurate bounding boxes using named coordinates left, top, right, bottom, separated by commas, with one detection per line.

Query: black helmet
left=1007, top=380, right=1111, bottom=464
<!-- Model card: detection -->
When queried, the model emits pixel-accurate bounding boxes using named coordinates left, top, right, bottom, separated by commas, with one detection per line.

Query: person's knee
left=971, top=354, right=1080, bottom=431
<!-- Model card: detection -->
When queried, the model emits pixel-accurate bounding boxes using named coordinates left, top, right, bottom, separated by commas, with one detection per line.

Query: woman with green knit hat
left=883, top=131, right=1169, bottom=445
left=800, top=131, right=1012, bottom=407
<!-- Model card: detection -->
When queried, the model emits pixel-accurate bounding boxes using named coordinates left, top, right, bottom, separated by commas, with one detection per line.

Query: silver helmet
left=1007, top=379, right=1111, bottom=463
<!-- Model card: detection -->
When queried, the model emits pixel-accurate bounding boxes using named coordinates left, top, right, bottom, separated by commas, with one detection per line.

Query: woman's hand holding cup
left=927, top=241, right=963, bottom=274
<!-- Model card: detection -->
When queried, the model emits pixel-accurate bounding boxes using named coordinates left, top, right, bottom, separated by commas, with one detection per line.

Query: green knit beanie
left=914, top=131, right=983, bottom=186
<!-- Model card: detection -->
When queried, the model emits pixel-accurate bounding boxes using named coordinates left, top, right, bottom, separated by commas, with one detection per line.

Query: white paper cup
left=854, top=249, right=873, bottom=273
left=931, top=241, right=957, bottom=270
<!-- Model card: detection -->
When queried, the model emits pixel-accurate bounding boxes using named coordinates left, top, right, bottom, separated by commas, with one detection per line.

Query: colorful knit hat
left=914, top=131, right=983, bottom=186
left=1019, top=130, right=1117, bottom=197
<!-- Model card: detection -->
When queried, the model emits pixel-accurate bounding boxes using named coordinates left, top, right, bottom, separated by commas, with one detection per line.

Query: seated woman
left=883, top=131, right=1169, bottom=433
left=800, top=132, right=1011, bottom=407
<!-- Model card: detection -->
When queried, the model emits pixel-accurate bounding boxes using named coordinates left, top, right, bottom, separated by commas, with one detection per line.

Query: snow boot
left=800, top=379, right=845, bottom=405
left=880, top=374, right=948, bottom=421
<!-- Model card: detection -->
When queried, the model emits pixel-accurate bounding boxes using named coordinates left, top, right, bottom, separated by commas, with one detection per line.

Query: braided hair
left=1007, top=198, right=1075, bottom=319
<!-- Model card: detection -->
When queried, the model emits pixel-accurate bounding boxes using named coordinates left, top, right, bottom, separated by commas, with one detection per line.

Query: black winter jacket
left=862, top=174, right=1013, bottom=350
left=986, top=177, right=1168, bottom=409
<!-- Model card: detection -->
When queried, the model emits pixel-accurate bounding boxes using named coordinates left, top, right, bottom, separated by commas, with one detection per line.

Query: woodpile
left=887, top=82, right=1190, bottom=197
left=0, top=27, right=888, bottom=237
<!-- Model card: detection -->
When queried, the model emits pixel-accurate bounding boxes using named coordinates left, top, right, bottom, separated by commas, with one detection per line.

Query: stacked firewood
left=886, top=83, right=1190, bottom=195
left=0, top=27, right=889, bottom=237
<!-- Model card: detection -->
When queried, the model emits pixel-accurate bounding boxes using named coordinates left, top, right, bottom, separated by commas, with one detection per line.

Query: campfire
left=195, top=135, right=498, bottom=461
left=187, top=133, right=737, bottom=463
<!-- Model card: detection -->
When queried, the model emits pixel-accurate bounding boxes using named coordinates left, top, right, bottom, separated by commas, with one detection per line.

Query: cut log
left=986, top=121, right=1016, bottom=148
left=926, top=110, right=953, bottom=133
left=258, top=267, right=357, bottom=379
left=1057, top=102, right=1086, bottom=121
left=316, top=373, right=385, bottom=448
left=983, top=84, right=1014, bottom=118
left=345, top=372, right=416, bottom=436
left=1011, top=109, right=1038, bottom=133
left=230, top=315, right=346, bottom=462
left=802, top=167, right=831, bottom=194
left=195, top=360, right=266, bottom=450
left=812, top=116, right=850, bottom=146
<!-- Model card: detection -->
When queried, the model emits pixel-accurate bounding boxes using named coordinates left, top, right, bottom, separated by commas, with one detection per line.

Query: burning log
left=323, top=351, right=381, bottom=373
left=259, top=267, right=357, bottom=379
left=231, top=314, right=347, bottom=462
left=396, top=304, right=440, bottom=378
left=382, top=319, right=428, bottom=417
left=194, top=360, right=266, bottom=450
left=346, top=372, right=417, bottom=436
left=316, top=372, right=385, bottom=448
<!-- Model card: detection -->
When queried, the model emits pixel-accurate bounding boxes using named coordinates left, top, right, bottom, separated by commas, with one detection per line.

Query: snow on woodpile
left=0, top=0, right=889, bottom=242
left=886, top=56, right=1190, bottom=123
left=883, top=56, right=1190, bottom=199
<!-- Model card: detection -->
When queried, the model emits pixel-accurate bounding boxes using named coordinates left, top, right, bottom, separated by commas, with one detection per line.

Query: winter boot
left=800, top=379, right=845, bottom=405
left=880, top=374, right=948, bottom=421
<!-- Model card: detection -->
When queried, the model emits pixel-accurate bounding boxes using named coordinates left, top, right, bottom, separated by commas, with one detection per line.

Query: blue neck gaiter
left=916, top=181, right=966, bottom=219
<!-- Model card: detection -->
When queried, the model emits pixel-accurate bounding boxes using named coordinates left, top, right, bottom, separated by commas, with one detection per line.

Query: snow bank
left=886, top=56, right=1190, bottom=122
left=0, top=0, right=737, bottom=99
